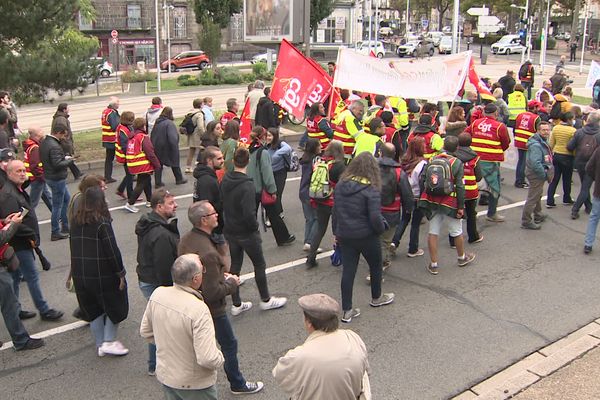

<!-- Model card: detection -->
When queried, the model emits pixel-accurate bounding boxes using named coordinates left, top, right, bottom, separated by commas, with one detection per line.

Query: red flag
left=328, top=88, right=341, bottom=120
left=270, top=39, right=333, bottom=120
left=468, top=59, right=495, bottom=101
left=239, top=98, right=251, bottom=145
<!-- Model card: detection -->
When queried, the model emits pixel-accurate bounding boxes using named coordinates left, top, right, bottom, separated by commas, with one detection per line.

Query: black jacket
left=567, top=123, right=600, bottom=167
left=498, top=75, right=516, bottom=101
left=193, top=164, right=223, bottom=232
left=135, top=211, right=180, bottom=286
left=255, top=97, right=278, bottom=129
left=0, top=180, right=39, bottom=250
left=220, top=171, right=259, bottom=236
left=332, top=179, right=387, bottom=239
left=40, top=135, right=72, bottom=181
left=379, top=157, right=414, bottom=226
left=151, top=116, right=180, bottom=167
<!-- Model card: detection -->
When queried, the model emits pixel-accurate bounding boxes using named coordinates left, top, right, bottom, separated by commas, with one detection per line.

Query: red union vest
left=115, top=124, right=130, bottom=164
left=381, top=167, right=402, bottom=213
left=514, top=112, right=539, bottom=150
left=101, top=108, right=117, bottom=144
left=23, top=140, right=42, bottom=181
left=333, top=110, right=362, bottom=156
left=307, top=115, right=331, bottom=150
left=220, top=111, right=238, bottom=127
left=463, top=155, right=480, bottom=200
left=468, top=117, right=506, bottom=162
left=408, top=131, right=437, bottom=159
left=126, top=132, right=154, bottom=175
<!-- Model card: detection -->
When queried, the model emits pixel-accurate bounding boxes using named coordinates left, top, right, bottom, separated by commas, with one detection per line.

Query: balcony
left=79, top=16, right=152, bottom=32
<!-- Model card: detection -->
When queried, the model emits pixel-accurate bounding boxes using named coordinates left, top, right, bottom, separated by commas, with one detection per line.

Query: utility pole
left=154, top=0, right=161, bottom=92
left=303, top=0, right=311, bottom=57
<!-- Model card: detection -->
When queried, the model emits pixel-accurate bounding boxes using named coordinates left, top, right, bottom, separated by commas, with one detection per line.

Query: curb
left=452, top=319, right=600, bottom=399
left=75, top=126, right=304, bottom=173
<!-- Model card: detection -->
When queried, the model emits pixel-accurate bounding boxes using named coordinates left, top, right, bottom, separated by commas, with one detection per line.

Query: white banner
left=333, top=48, right=472, bottom=101
left=585, top=60, right=600, bottom=89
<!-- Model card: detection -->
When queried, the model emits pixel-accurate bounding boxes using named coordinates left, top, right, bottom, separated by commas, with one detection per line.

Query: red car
left=161, top=51, right=210, bottom=72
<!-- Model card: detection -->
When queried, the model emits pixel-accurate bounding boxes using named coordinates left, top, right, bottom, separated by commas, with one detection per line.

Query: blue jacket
left=332, top=178, right=387, bottom=239
left=526, top=133, right=553, bottom=180
left=267, top=141, right=292, bottom=173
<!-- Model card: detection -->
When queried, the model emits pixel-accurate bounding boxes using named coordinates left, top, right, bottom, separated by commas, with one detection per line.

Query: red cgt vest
left=126, top=132, right=154, bottom=175
left=381, top=167, right=402, bottom=213
left=463, top=155, right=480, bottom=200
left=115, top=124, right=130, bottom=164
left=307, top=115, right=331, bottom=150
left=101, top=108, right=117, bottom=144
left=513, top=112, right=539, bottom=150
left=408, top=131, right=437, bottom=159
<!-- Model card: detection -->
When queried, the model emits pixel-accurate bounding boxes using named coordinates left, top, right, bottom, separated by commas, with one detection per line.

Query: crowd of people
left=1, top=62, right=600, bottom=399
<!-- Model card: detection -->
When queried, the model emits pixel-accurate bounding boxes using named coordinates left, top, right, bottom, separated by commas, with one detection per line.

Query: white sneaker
left=145, top=202, right=151, bottom=208
left=303, top=243, right=311, bottom=251
left=231, top=301, right=253, bottom=316
left=260, top=296, right=287, bottom=311
left=98, top=341, right=129, bottom=356
left=124, top=203, right=139, bottom=213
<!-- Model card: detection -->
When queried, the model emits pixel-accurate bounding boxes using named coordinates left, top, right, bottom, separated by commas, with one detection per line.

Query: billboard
left=244, top=0, right=304, bottom=42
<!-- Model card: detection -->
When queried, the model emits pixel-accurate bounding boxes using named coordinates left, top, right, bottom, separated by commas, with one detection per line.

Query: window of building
left=173, top=7, right=186, bottom=38
left=127, top=4, right=142, bottom=29
left=313, top=18, right=346, bottom=43
left=78, top=11, right=93, bottom=30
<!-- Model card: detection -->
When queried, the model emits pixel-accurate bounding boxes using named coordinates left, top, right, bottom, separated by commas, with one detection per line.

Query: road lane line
left=9, top=193, right=553, bottom=349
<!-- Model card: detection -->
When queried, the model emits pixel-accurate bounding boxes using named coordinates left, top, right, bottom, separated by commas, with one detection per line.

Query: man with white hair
left=23, top=127, right=52, bottom=210
left=140, top=254, right=224, bottom=400
left=535, top=80, right=555, bottom=105
left=333, top=100, right=365, bottom=158
left=101, top=96, right=120, bottom=183
left=247, top=80, right=266, bottom=127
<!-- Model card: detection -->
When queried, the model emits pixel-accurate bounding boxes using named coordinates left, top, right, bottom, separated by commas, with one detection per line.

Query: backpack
left=381, top=167, right=401, bottom=206
left=423, top=156, right=454, bottom=196
left=577, top=134, right=600, bottom=161
left=179, top=111, right=201, bottom=135
left=284, top=149, right=300, bottom=172
left=309, top=157, right=332, bottom=199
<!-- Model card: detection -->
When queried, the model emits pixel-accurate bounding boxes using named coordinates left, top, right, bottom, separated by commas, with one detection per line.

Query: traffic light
left=519, top=28, right=527, bottom=46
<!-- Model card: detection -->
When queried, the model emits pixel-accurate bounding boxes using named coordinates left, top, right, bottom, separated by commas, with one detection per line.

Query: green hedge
left=121, top=69, right=157, bottom=83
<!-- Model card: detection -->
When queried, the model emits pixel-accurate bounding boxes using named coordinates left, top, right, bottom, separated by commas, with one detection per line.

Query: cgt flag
left=239, top=98, right=252, bottom=145
left=468, top=58, right=495, bottom=101
left=270, top=39, right=332, bottom=120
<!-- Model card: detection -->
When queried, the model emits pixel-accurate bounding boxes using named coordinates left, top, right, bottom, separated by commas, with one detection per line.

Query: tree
left=310, top=0, right=336, bottom=33
left=193, top=0, right=242, bottom=67
left=197, top=20, right=223, bottom=68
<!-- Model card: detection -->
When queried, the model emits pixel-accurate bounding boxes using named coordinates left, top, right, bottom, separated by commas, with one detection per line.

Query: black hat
left=0, top=148, right=15, bottom=162
left=418, top=114, right=433, bottom=125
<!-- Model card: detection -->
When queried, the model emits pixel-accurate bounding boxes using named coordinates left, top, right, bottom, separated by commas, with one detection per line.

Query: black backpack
left=381, top=167, right=401, bottom=206
left=179, top=111, right=202, bottom=135
left=423, top=156, right=454, bottom=196
left=577, top=134, right=600, bottom=161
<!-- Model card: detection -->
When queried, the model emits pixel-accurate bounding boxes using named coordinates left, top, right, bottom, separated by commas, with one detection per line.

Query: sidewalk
left=453, top=319, right=600, bottom=399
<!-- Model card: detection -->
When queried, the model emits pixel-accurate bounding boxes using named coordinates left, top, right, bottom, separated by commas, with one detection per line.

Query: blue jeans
left=340, top=235, right=382, bottom=311
left=585, top=196, right=600, bottom=247
left=11, top=249, right=50, bottom=314
left=301, top=200, right=318, bottom=245
left=393, top=201, right=424, bottom=253
left=28, top=180, right=52, bottom=211
left=213, top=314, right=246, bottom=390
left=0, top=268, right=30, bottom=349
left=45, top=178, right=70, bottom=235
left=574, top=166, right=594, bottom=213
left=139, top=281, right=158, bottom=372
left=515, top=149, right=527, bottom=186
left=163, top=384, right=217, bottom=400
left=90, top=314, right=119, bottom=347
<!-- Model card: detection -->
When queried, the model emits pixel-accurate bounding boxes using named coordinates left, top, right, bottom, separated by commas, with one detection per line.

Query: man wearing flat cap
left=0, top=148, right=16, bottom=188
left=273, top=293, right=371, bottom=400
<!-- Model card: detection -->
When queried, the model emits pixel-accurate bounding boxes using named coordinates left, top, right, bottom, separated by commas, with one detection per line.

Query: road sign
left=478, top=15, right=501, bottom=33
left=467, top=7, right=489, bottom=16
left=463, top=22, right=473, bottom=37
left=421, top=19, right=429, bottom=28
left=112, top=38, right=118, bottom=44
left=111, top=30, right=119, bottom=39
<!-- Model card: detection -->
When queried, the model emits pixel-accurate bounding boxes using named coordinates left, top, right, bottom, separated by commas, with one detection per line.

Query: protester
left=125, top=118, right=161, bottom=214
left=0, top=92, right=19, bottom=151
left=570, top=40, right=577, bottom=62
left=0, top=147, right=13, bottom=188
left=266, top=127, right=293, bottom=217
left=202, top=97, right=215, bottom=124
left=0, top=109, right=11, bottom=150
left=555, top=55, right=566, bottom=73
left=354, top=117, right=384, bottom=157
left=115, top=111, right=135, bottom=200
left=220, top=147, right=288, bottom=313
left=256, top=87, right=279, bottom=130
left=247, top=80, right=266, bottom=126
left=51, top=103, right=82, bottom=180
left=507, top=84, right=527, bottom=127
left=445, top=106, right=467, bottom=137
left=273, top=294, right=371, bottom=399
left=247, top=127, right=295, bottom=246
left=493, top=88, right=510, bottom=124
left=69, top=186, right=128, bottom=356
left=200, top=120, right=222, bottom=152
left=518, top=60, right=535, bottom=99
left=185, top=98, right=206, bottom=174
left=306, top=102, right=333, bottom=151
left=536, top=80, right=555, bottom=105
left=135, top=188, right=179, bottom=375
left=193, top=146, right=224, bottom=233
left=547, top=112, right=576, bottom=208
left=140, top=254, right=224, bottom=400
left=572, top=105, right=584, bottom=129
left=220, top=98, right=240, bottom=127
left=584, top=144, right=600, bottom=254
left=514, top=101, right=542, bottom=188
left=299, top=138, right=321, bottom=252
left=333, top=100, right=365, bottom=158
left=391, top=136, right=427, bottom=257
left=67, top=174, right=107, bottom=227
left=407, top=114, right=443, bottom=159
left=144, top=96, right=162, bottom=136
left=150, top=106, right=187, bottom=187
left=40, top=122, right=74, bottom=241
left=550, top=69, right=568, bottom=95
left=23, top=127, right=52, bottom=210
left=465, top=103, right=511, bottom=222
left=178, top=201, right=264, bottom=395
left=522, top=122, right=553, bottom=229
left=221, top=120, right=240, bottom=173
left=418, top=136, right=476, bottom=275
left=550, top=87, right=573, bottom=123
left=498, top=70, right=516, bottom=102
left=0, top=160, right=63, bottom=321
left=333, top=152, right=395, bottom=323
left=305, top=140, right=346, bottom=268
left=101, top=96, right=120, bottom=183
left=567, top=111, right=600, bottom=219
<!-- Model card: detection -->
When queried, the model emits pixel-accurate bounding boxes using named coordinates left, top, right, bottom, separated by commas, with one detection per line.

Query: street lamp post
left=540, top=0, right=550, bottom=73
left=406, top=0, right=410, bottom=37
left=163, top=2, right=174, bottom=75
left=580, top=5, right=591, bottom=74
left=154, top=0, right=161, bottom=92
left=452, top=0, right=460, bottom=54
left=511, top=1, right=529, bottom=65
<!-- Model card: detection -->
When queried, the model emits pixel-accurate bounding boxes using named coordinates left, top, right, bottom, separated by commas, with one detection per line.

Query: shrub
left=179, top=76, right=200, bottom=86
left=242, top=73, right=256, bottom=83
left=177, top=74, right=193, bottom=83
left=219, top=67, right=243, bottom=84
left=199, top=69, right=219, bottom=85
left=251, top=62, right=274, bottom=80
left=121, top=69, right=156, bottom=83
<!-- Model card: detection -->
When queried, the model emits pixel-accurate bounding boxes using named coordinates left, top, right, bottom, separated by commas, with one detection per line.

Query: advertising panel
left=244, top=0, right=294, bottom=42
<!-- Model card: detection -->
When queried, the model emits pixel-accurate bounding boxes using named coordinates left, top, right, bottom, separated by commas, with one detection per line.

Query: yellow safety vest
left=507, top=92, right=527, bottom=121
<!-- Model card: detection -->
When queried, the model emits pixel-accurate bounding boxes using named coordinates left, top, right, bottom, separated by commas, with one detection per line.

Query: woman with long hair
left=391, top=136, right=427, bottom=257
left=247, top=127, right=295, bottom=246
left=151, top=106, right=187, bottom=187
left=221, top=120, right=240, bottom=173
left=305, top=140, right=346, bottom=268
left=266, top=128, right=293, bottom=217
left=299, top=138, right=321, bottom=251
left=333, top=152, right=394, bottom=323
left=444, top=106, right=467, bottom=137
left=201, top=120, right=222, bottom=149
left=70, top=186, right=128, bottom=356
left=306, top=102, right=334, bottom=150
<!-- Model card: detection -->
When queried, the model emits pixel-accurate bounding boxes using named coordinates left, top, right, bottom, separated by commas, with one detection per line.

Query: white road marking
left=5, top=192, right=553, bottom=350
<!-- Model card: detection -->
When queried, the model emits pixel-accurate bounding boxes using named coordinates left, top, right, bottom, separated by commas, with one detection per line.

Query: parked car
left=161, top=51, right=210, bottom=72
left=397, top=40, right=435, bottom=57
left=251, top=52, right=278, bottom=64
left=379, top=27, right=394, bottom=36
left=425, top=31, right=444, bottom=47
left=438, top=36, right=453, bottom=54
left=356, top=41, right=386, bottom=58
left=491, top=34, right=525, bottom=55
left=98, top=60, right=113, bottom=78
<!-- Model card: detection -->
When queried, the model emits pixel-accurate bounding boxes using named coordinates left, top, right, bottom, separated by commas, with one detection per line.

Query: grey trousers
left=163, top=384, right=217, bottom=400
left=522, top=173, right=545, bottom=224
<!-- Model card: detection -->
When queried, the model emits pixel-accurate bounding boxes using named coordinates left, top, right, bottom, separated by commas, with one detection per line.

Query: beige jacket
left=140, top=284, right=224, bottom=390
left=247, top=89, right=264, bottom=121
left=273, top=329, right=371, bottom=400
